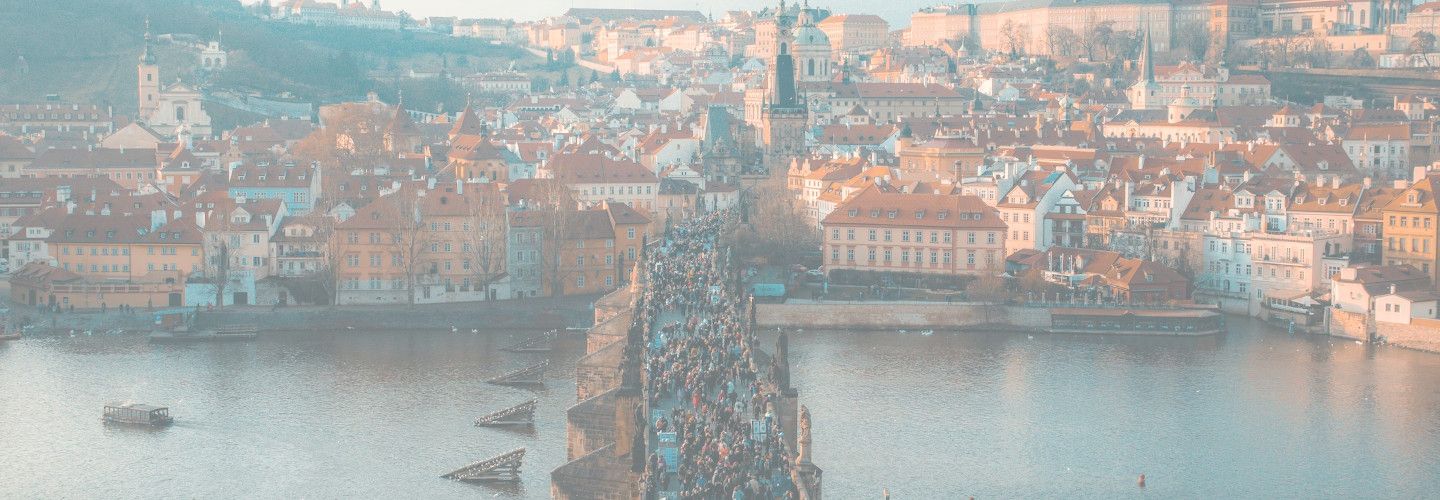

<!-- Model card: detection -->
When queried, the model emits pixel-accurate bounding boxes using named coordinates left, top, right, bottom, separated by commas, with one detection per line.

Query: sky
left=372, top=0, right=932, bottom=27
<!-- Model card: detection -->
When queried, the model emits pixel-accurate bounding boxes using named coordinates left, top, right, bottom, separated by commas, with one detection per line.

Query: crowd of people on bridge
left=636, top=210, right=798, bottom=499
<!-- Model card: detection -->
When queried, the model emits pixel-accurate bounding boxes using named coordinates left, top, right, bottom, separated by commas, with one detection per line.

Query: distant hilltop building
left=560, top=8, right=707, bottom=24
left=272, top=0, right=406, bottom=30
left=903, top=0, right=1421, bottom=56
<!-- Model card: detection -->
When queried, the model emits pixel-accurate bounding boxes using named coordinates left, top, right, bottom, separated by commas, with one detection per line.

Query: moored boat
left=103, top=403, right=173, bottom=426
left=149, top=325, right=258, bottom=343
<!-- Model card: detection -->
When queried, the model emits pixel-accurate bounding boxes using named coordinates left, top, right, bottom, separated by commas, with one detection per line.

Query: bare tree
left=1175, top=22, right=1211, bottom=62
left=1409, top=31, right=1436, bottom=68
left=1091, top=20, right=1115, bottom=60
left=964, top=273, right=1010, bottom=324
left=1077, top=13, right=1100, bottom=60
left=1046, top=26, right=1079, bottom=59
left=293, top=104, right=392, bottom=167
left=208, top=239, right=231, bottom=309
left=317, top=217, right=343, bottom=306
left=1001, top=20, right=1027, bottom=58
left=1343, top=47, right=1375, bottom=69
left=528, top=179, right=579, bottom=297
left=462, top=185, right=509, bottom=299
left=375, top=191, right=428, bottom=305
left=736, top=177, right=818, bottom=266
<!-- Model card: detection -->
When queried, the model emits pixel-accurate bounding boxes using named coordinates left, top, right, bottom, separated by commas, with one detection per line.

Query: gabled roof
left=547, top=153, right=658, bottom=184
left=822, top=185, right=1004, bottom=229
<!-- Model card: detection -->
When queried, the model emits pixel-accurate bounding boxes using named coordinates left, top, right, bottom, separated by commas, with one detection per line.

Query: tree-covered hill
left=0, top=0, right=530, bottom=112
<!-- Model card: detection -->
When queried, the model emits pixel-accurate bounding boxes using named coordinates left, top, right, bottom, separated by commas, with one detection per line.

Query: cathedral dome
left=794, top=25, right=830, bottom=49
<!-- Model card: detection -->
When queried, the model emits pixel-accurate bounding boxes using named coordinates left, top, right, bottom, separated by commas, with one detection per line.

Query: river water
left=3, top=317, right=1440, bottom=498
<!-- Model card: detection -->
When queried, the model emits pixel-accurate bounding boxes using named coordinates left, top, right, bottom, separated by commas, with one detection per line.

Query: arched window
left=175, top=105, right=185, bottom=122
left=780, top=42, right=788, bottom=55
left=807, top=59, right=815, bottom=76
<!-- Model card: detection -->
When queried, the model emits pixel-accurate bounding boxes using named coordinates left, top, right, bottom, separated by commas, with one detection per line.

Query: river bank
left=756, top=300, right=1224, bottom=336
left=6, top=294, right=601, bottom=335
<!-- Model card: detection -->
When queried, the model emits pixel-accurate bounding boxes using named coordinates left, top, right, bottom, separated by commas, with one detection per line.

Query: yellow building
left=821, top=186, right=1007, bottom=276
left=17, top=213, right=203, bottom=309
left=1382, top=175, right=1440, bottom=282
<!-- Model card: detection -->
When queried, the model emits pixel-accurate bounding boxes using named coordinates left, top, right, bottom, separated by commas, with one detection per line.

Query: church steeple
left=139, top=16, right=156, bottom=65
left=137, top=16, right=161, bottom=122
left=1138, top=28, right=1154, bottom=83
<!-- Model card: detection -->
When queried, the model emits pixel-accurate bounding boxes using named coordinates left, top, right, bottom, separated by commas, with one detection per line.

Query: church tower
left=1127, top=29, right=1161, bottom=111
left=760, top=0, right=808, bottom=177
left=137, top=17, right=161, bottom=122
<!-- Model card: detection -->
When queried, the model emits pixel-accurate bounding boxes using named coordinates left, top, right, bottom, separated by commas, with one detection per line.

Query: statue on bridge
left=771, top=331, right=791, bottom=392
left=630, top=402, right=646, bottom=473
left=797, top=404, right=812, bottom=465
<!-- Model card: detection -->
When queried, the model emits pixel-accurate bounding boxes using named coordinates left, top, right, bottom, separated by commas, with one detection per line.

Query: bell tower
left=137, top=17, right=160, bottom=122
left=760, top=0, right=808, bottom=177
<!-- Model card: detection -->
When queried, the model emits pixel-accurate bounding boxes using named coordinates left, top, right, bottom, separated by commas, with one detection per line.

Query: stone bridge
left=552, top=254, right=821, bottom=499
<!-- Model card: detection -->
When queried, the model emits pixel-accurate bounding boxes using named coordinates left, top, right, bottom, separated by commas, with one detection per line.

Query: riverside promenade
left=552, top=210, right=822, bottom=499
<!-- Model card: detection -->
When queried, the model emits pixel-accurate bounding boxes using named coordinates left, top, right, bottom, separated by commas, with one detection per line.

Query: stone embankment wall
left=1328, top=309, right=1373, bottom=341
left=1379, top=318, right=1440, bottom=354
left=756, top=301, right=1052, bottom=331
left=194, top=295, right=597, bottom=332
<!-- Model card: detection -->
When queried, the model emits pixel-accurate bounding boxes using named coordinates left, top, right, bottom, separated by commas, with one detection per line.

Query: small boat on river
left=103, top=403, right=173, bottom=426
left=149, top=325, right=258, bottom=343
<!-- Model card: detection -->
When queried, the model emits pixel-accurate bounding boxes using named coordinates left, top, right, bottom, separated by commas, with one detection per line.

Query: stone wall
left=755, top=301, right=1051, bottom=331
left=1328, top=308, right=1374, bottom=341
left=593, top=287, right=633, bottom=325
left=566, top=389, right=618, bottom=461
left=550, top=444, right=638, bottom=500
left=575, top=340, right=623, bottom=402
left=1379, top=318, right=1440, bottom=353
left=587, top=311, right=631, bottom=354
left=194, top=296, right=593, bottom=332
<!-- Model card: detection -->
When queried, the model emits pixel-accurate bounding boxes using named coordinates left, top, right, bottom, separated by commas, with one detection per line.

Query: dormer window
left=888, top=210, right=898, bottom=219
left=869, top=209, right=880, bottom=217
left=848, top=209, right=858, bottom=216
left=938, top=211, right=949, bottom=220
left=159, top=233, right=168, bottom=240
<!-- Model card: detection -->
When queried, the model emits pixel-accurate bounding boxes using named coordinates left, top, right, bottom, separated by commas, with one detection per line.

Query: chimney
left=1331, top=176, right=1341, bottom=189
left=1390, top=283, right=1398, bottom=295
left=1340, top=267, right=1357, bottom=281
left=1363, top=177, right=1373, bottom=189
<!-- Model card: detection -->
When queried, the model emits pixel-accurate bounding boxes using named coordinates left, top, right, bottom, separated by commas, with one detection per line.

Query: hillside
left=0, top=0, right=534, bottom=115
